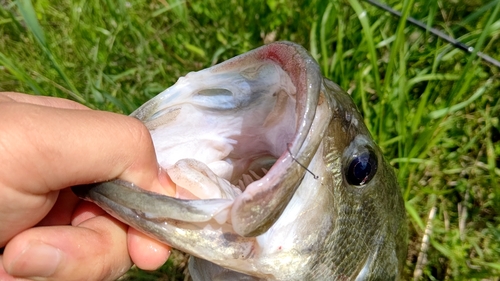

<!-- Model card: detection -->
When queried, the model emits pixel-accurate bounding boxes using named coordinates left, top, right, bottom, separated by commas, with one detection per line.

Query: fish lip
left=73, top=180, right=234, bottom=224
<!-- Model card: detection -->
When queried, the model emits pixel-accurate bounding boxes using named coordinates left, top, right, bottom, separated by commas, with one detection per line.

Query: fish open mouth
left=133, top=43, right=324, bottom=198
left=137, top=61, right=298, bottom=199
left=75, top=42, right=330, bottom=237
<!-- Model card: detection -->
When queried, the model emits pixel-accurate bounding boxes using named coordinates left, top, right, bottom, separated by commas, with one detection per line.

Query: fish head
left=73, top=41, right=407, bottom=280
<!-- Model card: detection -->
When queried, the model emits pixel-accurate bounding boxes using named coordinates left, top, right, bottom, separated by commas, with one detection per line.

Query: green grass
left=1, top=0, right=500, bottom=280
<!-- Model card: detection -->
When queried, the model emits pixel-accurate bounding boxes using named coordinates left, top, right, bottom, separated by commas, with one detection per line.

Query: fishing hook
left=287, top=143, right=319, bottom=180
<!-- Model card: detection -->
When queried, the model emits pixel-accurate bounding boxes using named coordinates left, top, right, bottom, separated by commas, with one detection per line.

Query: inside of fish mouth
left=234, top=155, right=276, bottom=190
left=145, top=61, right=298, bottom=198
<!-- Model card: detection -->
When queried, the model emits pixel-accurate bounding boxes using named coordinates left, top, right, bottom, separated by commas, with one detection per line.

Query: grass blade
left=15, top=0, right=85, bottom=103
left=0, top=51, right=44, bottom=94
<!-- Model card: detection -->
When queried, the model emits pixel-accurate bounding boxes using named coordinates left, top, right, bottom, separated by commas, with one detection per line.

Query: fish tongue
left=167, top=158, right=242, bottom=200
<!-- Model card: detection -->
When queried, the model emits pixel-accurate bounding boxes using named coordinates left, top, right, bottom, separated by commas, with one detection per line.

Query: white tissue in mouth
left=141, top=61, right=297, bottom=201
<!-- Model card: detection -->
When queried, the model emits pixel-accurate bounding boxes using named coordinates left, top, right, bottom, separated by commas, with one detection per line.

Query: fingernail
left=7, top=242, right=62, bottom=278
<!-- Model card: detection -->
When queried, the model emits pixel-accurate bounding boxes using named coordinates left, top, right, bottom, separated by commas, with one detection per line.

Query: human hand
left=0, top=92, right=174, bottom=281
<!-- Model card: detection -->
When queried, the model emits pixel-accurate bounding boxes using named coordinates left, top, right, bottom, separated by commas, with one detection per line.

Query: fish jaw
left=73, top=41, right=407, bottom=280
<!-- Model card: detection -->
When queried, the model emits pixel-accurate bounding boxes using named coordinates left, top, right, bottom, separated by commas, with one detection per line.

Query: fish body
left=73, top=42, right=407, bottom=280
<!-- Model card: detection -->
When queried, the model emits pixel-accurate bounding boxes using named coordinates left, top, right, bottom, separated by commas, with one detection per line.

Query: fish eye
left=345, top=148, right=378, bottom=186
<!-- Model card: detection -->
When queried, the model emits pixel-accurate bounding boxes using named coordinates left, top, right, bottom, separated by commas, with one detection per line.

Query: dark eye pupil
left=353, top=160, right=371, bottom=179
left=346, top=150, right=377, bottom=186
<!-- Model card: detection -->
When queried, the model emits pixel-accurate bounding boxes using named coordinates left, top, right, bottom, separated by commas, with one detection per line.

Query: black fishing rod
left=362, top=0, right=500, bottom=68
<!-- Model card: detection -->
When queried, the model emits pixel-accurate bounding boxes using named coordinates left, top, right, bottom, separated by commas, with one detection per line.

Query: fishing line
left=362, top=0, right=500, bottom=68
left=287, top=143, right=319, bottom=180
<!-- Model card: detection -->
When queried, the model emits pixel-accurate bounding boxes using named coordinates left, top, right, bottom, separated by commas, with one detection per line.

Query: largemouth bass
left=73, top=41, right=407, bottom=280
